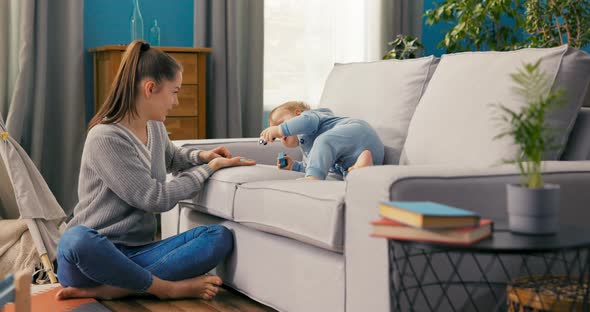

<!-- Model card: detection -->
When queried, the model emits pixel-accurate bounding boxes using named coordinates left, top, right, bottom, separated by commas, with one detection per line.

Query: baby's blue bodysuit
left=279, top=108, right=384, bottom=179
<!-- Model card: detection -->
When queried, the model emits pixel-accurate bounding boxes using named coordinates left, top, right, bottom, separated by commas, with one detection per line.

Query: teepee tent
left=0, top=116, right=65, bottom=283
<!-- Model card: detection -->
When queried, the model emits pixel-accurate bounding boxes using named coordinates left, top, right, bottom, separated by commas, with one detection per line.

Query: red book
left=371, top=218, right=493, bottom=245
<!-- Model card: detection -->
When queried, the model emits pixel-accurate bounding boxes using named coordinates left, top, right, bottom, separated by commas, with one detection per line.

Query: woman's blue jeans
left=56, top=224, right=234, bottom=292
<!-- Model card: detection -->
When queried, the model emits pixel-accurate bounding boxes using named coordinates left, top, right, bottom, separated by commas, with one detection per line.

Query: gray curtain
left=392, top=0, right=423, bottom=40
left=0, top=0, right=20, bottom=119
left=1, top=0, right=85, bottom=216
left=364, top=0, right=424, bottom=60
left=194, top=0, right=264, bottom=138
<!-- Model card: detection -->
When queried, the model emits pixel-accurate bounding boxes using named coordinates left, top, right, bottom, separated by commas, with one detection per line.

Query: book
left=379, top=201, right=480, bottom=229
left=4, top=283, right=108, bottom=312
left=371, top=218, right=493, bottom=245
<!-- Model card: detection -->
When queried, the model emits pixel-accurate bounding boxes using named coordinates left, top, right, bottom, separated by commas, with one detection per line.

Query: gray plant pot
left=506, top=183, right=560, bottom=235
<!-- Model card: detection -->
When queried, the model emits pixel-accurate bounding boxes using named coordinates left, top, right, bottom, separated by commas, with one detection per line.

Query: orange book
left=371, top=218, right=493, bottom=245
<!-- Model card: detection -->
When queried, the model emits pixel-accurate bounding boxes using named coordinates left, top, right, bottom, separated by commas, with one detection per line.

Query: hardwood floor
left=100, top=287, right=277, bottom=312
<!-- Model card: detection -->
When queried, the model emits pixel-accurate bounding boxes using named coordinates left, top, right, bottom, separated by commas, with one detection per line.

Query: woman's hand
left=199, top=146, right=232, bottom=163
left=277, top=155, right=294, bottom=170
left=260, top=126, right=283, bottom=144
left=209, top=156, right=256, bottom=171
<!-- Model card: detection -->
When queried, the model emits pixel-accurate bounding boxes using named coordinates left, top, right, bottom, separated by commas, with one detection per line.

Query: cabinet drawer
left=169, top=84, right=198, bottom=116
left=169, top=53, right=198, bottom=84
left=164, top=117, right=198, bottom=140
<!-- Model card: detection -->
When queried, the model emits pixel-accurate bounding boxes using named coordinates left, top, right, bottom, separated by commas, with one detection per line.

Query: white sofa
left=162, top=45, right=590, bottom=312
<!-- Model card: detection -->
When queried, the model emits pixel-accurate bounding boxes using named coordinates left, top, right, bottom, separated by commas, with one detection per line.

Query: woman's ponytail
left=88, top=40, right=181, bottom=130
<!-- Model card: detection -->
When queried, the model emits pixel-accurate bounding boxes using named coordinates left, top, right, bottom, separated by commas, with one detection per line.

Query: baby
left=260, top=101, right=384, bottom=180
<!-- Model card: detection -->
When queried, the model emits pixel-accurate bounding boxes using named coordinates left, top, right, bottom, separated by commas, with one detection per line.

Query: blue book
left=379, top=201, right=480, bottom=228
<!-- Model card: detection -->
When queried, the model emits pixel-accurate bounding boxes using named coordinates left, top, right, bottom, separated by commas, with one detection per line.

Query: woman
left=56, top=40, right=255, bottom=300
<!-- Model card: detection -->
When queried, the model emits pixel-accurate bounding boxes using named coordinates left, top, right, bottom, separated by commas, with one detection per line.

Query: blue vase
left=130, top=0, right=144, bottom=41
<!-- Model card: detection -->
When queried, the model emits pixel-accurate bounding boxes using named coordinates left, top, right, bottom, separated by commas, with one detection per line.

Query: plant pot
left=506, top=183, right=560, bottom=235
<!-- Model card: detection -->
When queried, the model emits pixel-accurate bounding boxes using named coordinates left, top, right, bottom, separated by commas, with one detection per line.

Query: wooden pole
left=14, top=271, right=30, bottom=312
left=40, top=254, right=57, bottom=284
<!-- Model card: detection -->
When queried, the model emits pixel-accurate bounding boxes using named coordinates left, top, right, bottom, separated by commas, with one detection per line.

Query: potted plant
left=493, top=60, right=565, bottom=235
left=383, top=35, right=425, bottom=60
left=424, top=0, right=590, bottom=52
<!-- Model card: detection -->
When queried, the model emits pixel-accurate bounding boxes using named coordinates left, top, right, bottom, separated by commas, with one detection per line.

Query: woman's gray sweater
left=66, top=121, right=213, bottom=246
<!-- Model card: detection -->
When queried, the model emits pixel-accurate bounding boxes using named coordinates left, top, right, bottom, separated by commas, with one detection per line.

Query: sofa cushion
left=233, top=180, right=345, bottom=252
left=319, top=56, right=439, bottom=165
left=562, top=107, right=590, bottom=160
left=181, top=165, right=304, bottom=219
left=402, top=45, right=590, bottom=166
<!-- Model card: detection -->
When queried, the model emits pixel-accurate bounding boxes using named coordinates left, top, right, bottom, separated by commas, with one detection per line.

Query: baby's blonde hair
left=269, top=101, right=310, bottom=125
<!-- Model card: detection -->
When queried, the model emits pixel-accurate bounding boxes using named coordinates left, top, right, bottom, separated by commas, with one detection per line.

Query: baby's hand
left=260, top=126, right=282, bottom=144
left=277, top=154, right=294, bottom=170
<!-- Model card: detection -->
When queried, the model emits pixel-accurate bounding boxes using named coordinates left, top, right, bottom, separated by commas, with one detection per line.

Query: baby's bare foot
left=166, top=275, right=222, bottom=300
left=304, top=176, right=320, bottom=181
left=56, top=285, right=135, bottom=300
left=349, top=150, right=374, bottom=172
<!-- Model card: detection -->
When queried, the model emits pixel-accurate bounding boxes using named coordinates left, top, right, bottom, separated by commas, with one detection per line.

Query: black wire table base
left=388, top=240, right=590, bottom=312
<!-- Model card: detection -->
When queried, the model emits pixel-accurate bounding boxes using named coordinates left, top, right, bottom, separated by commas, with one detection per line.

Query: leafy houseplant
left=524, top=0, right=590, bottom=49
left=493, top=60, right=565, bottom=234
left=493, top=60, right=565, bottom=188
left=383, top=35, right=425, bottom=60
left=425, top=0, right=590, bottom=53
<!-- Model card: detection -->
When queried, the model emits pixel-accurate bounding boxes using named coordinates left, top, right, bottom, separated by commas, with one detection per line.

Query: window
left=264, top=0, right=381, bottom=115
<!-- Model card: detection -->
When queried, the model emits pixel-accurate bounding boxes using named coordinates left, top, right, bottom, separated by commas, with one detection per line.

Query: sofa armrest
left=172, top=138, right=303, bottom=166
left=344, top=161, right=590, bottom=312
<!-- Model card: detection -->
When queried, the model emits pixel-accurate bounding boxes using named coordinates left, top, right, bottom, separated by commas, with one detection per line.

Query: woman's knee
left=58, top=225, right=98, bottom=257
left=208, top=225, right=234, bottom=256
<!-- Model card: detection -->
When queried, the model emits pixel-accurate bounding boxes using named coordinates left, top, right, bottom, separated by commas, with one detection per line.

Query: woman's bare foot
left=56, top=285, right=135, bottom=300
left=163, top=275, right=222, bottom=300
left=57, top=275, right=223, bottom=301
left=348, top=150, right=373, bottom=172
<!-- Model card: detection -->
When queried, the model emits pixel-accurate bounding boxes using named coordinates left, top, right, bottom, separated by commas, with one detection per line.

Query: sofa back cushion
left=401, top=45, right=590, bottom=166
left=561, top=107, right=590, bottom=160
left=319, top=56, right=439, bottom=164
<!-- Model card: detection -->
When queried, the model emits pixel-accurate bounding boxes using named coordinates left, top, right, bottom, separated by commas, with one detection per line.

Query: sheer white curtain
left=263, top=0, right=423, bottom=112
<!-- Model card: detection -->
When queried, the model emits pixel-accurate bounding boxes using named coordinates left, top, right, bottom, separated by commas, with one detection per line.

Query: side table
left=387, top=224, right=590, bottom=311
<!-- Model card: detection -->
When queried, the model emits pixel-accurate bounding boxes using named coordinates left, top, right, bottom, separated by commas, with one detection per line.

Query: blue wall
left=422, top=1, right=449, bottom=57
left=421, top=0, right=590, bottom=57
left=84, top=0, right=194, bottom=123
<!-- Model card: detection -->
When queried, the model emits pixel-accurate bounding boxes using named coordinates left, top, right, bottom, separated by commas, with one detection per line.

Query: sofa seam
left=333, top=55, right=434, bottom=66
left=237, top=185, right=345, bottom=202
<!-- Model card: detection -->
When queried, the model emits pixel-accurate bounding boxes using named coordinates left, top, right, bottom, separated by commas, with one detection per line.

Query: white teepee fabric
left=0, top=115, right=64, bottom=281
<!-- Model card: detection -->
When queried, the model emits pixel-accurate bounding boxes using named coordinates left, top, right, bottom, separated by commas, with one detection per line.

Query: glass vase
left=130, top=0, right=144, bottom=41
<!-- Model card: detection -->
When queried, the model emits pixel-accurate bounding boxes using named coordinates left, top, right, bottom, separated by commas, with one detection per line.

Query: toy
left=258, top=137, right=267, bottom=145
left=278, top=152, right=288, bottom=168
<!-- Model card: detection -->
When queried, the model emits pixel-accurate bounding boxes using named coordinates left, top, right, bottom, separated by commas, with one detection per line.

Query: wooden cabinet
left=89, top=46, right=211, bottom=140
